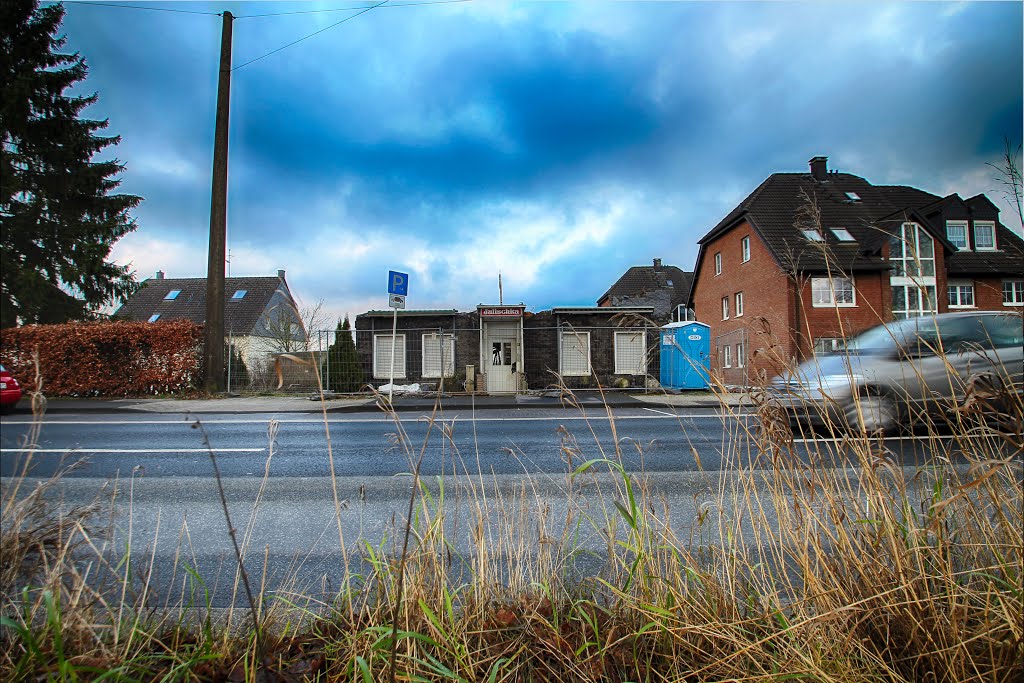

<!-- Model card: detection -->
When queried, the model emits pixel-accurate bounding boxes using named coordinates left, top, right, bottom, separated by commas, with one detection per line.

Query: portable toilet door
left=660, top=322, right=710, bottom=390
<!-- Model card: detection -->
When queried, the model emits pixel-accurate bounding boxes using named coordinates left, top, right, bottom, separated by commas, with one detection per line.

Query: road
left=0, top=405, right=985, bottom=608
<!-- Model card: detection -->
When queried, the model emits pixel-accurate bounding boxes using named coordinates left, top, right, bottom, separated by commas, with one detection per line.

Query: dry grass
left=1, top=355, right=1021, bottom=682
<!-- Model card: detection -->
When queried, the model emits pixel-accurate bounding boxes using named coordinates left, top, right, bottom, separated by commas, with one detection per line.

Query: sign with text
left=479, top=306, right=523, bottom=318
left=388, top=271, right=409, bottom=296
left=389, top=294, right=406, bottom=309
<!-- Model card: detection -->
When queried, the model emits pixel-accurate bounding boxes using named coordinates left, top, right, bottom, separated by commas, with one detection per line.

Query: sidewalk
left=31, top=389, right=749, bottom=415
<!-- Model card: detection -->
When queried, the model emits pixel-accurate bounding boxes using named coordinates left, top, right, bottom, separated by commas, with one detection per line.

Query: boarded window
left=560, top=330, right=591, bottom=377
left=373, top=334, right=406, bottom=379
left=614, top=331, right=647, bottom=375
left=422, top=333, right=455, bottom=378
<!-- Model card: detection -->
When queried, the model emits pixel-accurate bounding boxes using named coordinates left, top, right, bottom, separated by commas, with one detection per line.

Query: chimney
left=277, top=269, right=286, bottom=280
left=809, top=156, right=828, bottom=181
left=653, top=258, right=662, bottom=271
left=155, top=270, right=164, bottom=280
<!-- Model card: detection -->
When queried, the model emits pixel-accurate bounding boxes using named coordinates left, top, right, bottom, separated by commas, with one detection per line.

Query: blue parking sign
left=388, top=271, right=409, bottom=296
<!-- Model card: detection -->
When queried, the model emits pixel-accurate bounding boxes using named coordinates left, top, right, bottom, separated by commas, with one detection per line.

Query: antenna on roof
left=226, top=249, right=232, bottom=278
left=498, top=271, right=503, bottom=305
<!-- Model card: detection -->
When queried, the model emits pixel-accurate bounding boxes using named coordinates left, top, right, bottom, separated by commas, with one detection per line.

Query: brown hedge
left=0, top=320, right=204, bottom=397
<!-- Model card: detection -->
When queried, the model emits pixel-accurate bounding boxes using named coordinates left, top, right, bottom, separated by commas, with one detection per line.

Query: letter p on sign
left=388, top=271, right=409, bottom=296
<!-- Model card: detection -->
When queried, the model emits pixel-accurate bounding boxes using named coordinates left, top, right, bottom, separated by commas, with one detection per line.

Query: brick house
left=690, top=156, right=1024, bottom=385
left=354, top=304, right=660, bottom=393
left=598, top=258, right=695, bottom=322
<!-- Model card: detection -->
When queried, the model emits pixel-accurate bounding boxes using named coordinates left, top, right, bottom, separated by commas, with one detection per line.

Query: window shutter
left=374, top=334, right=406, bottom=379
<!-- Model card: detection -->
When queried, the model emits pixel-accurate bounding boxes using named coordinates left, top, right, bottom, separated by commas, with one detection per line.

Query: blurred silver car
left=770, top=311, right=1024, bottom=434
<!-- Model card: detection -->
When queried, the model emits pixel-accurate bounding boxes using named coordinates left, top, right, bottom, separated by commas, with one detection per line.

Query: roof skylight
left=148, top=314, right=161, bottom=322
left=831, top=228, right=856, bottom=242
left=801, top=229, right=825, bottom=242
left=231, top=290, right=247, bottom=299
left=845, top=191, right=861, bottom=201
left=164, top=289, right=181, bottom=300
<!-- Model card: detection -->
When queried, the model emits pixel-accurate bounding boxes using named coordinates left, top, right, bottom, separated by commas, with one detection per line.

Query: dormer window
left=148, top=314, right=161, bottom=323
left=945, top=221, right=968, bottom=250
left=830, top=228, right=855, bottom=242
left=231, top=290, right=247, bottom=299
left=974, top=221, right=996, bottom=251
left=801, top=229, right=824, bottom=242
left=164, top=289, right=181, bottom=300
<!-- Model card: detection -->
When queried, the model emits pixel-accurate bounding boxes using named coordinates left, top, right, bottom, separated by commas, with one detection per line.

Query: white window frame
left=714, top=252, right=722, bottom=276
left=735, top=291, right=744, bottom=317
left=614, top=330, right=647, bottom=375
left=945, top=220, right=968, bottom=251
left=421, top=333, right=455, bottom=378
left=674, top=305, right=696, bottom=322
left=830, top=227, right=855, bottom=242
left=722, top=344, right=731, bottom=368
left=559, top=330, right=591, bottom=377
left=736, top=342, right=745, bottom=368
left=231, top=289, right=247, bottom=299
left=1003, top=279, right=1024, bottom=306
left=721, top=296, right=729, bottom=320
left=373, top=334, right=406, bottom=379
left=974, top=221, right=996, bottom=251
left=813, top=337, right=845, bottom=354
left=802, top=228, right=824, bottom=242
left=164, top=289, right=181, bottom=300
left=811, top=276, right=856, bottom=307
left=947, top=280, right=975, bottom=309
left=741, top=236, right=750, bottom=263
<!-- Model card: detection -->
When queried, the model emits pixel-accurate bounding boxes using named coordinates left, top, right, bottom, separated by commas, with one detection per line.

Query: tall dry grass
left=0, top=349, right=1021, bottom=682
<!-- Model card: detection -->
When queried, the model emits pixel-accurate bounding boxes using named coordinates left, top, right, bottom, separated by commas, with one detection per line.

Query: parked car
left=0, top=364, right=22, bottom=414
left=769, top=311, right=1024, bottom=434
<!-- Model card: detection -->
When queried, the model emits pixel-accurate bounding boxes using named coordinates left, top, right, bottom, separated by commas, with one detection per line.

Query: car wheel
left=845, top=393, right=898, bottom=435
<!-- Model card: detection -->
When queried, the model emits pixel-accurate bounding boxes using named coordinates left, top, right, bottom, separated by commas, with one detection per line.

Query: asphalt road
left=0, top=405, right=992, bottom=609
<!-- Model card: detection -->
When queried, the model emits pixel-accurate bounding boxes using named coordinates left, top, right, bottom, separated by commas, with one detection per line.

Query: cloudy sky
left=51, top=0, right=1023, bottom=326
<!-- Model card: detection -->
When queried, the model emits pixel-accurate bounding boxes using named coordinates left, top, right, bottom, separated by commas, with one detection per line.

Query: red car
left=0, top=364, right=22, bottom=414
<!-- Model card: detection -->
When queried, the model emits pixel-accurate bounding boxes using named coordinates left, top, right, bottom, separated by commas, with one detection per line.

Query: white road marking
left=641, top=407, right=681, bottom=417
left=0, top=448, right=265, bottom=454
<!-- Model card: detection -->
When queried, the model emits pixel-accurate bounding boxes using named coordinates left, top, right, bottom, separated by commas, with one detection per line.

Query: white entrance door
left=485, top=326, right=519, bottom=394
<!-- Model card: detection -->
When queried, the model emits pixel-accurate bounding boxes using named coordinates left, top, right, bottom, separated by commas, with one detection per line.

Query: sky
left=48, top=0, right=1024, bottom=327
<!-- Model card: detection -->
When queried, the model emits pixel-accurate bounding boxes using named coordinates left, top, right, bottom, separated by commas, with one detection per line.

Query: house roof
left=598, top=261, right=694, bottom=316
left=692, top=166, right=1024, bottom=298
left=114, top=275, right=293, bottom=334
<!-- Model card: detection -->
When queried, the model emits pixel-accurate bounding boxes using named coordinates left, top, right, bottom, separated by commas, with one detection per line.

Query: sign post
left=387, top=271, right=409, bottom=403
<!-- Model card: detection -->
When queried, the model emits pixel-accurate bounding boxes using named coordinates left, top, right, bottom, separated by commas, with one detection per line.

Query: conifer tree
left=1, top=0, right=141, bottom=327
left=324, top=315, right=365, bottom=392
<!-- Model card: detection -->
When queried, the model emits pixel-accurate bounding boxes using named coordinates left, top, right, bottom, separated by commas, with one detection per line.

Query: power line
left=61, top=1, right=220, bottom=16
left=232, top=0, right=389, bottom=72
left=236, top=0, right=470, bottom=19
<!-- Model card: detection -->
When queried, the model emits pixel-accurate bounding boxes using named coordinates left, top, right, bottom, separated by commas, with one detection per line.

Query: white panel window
left=892, top=284, right=937, bottom=319
left=721, top=296, right=729, bottom=320
left=614, top=331, right=647, bottom=375
left=741, top=236, right=750, bottom=262
left=735, top=291, right=744, bottom=317
left=1004, top=280, right=1024, bottom=306
left=830, top=228, right=855, bottom=242
left=890, top=222, right=937, bottom=319
left=560, top=331, right=591, bottom=376
left=945, top=221, right=968, bottom=250
left=736, top=342, right=745, bottom=368
left=811, top=277, right=855, bottom=307
left=722, top=344, right=732, bottom=368
left=974, top=221, right=996, bottom=251
left=802, top=229, right=824, bottom=242
left=373, top=334, right=406, bottom=379
left=421, top=333, right=455, bottom=378
left=714, top=252, right=722, bottom=275
left=947, top=281, right=975, bottom=309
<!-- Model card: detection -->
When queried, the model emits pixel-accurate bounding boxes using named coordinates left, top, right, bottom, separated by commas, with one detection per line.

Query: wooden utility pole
left=203, top=11, right=233, bottom=393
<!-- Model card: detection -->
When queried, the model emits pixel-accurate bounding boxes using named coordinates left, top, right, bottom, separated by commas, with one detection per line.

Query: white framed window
left=722, top=344, right=732, bottom=368
left=614, top=331, right=647, bottom=375
left=735, top=291, right=744, bottom=317
left=560, top=330, right=591, bottom=376
left=947, top=280, right=975, bottom=309
left=231, top=289, right=247, bottom=299
left=674, top=305, right=696, bottom=322
left=421, top=333, right=455, bottom=378
left=148, top=314, right=161, bottom=323
left=892, top=284, right=937, bottom=319
left=741, top=236, right=750, bottom=262
left=802, top=229, right=824, bottom=242
left=721, top=296, right=729, bottom=320
left=813, top=337, right=845, bottom=354
left=373, top=334, right=406, bottom=379
left=736, top=342, right=745, bottom=368
left=1004, top=279, right=1024, bottom=306
left=714, top=252, right=722, bottom=276
left=974, top=221, right=996, bottom=251
left=945, top=220, right=968, bottom=250
left=831, top=228, right=855, bottom=242
left=164, top=289, right=181, bottom=300
left=811, top=277, right=855, bottom=307
left=890, top=222, right=937, bottom=319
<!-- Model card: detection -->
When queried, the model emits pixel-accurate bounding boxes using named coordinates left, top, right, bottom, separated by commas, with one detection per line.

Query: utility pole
left=203, top=10, right=234, bottom=393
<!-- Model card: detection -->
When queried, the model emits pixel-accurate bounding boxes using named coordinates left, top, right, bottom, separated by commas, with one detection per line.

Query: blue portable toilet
left=660, top=321, right=711, bottom=390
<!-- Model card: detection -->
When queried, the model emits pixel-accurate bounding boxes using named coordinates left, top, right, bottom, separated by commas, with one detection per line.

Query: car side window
left=978, top=314, right=1024, bottom=348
